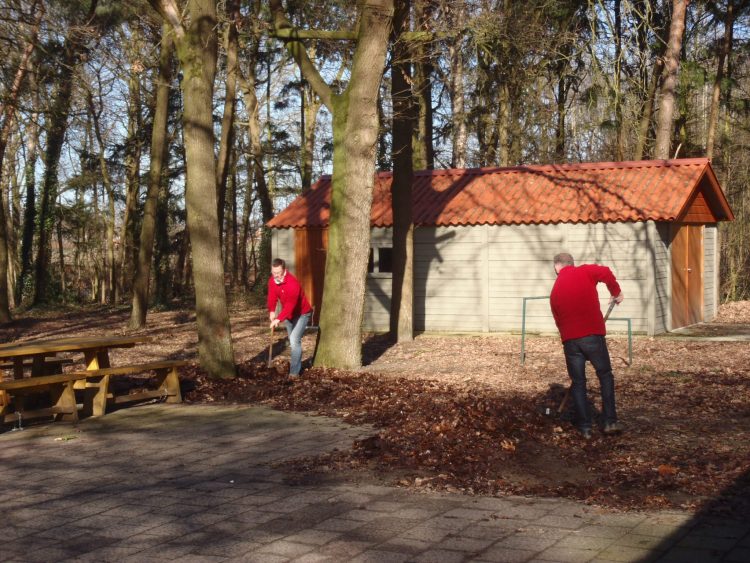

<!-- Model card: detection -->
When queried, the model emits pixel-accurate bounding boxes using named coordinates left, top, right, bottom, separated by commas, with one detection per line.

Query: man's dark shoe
left=580, top=428, right=593, bottom=440
left=603, top=422, right=623, bottom=435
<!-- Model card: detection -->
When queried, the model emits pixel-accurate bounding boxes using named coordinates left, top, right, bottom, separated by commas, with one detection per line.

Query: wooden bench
left=1, top=357, right=74, bottom=376
left=0, top=373, right=87, bottom=425
left=70, top=360, right=188, bottom=417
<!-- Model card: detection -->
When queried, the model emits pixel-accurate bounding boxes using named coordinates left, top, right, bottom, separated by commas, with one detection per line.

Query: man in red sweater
left=550, top=252, right=624, bottom=439
left=268, top=258, right=312, bottom=376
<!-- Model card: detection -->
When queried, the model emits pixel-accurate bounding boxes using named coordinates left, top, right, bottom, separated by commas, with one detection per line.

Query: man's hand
left=611, top=292, right=624, bottom=305
left=270, top=318, right=281, bottom=329
left=269, top=311, right=276, bottom=322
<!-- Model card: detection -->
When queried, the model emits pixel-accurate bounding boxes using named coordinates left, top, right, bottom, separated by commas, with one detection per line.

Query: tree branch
left=268, top=0, right=334, bottom=111
left=147, top=0, right=185, bottom=40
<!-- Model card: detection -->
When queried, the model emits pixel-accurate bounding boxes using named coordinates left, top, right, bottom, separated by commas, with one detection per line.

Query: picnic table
left=0, top=335, right=151, bottom=378
left=0, top=335, right=186, bottom=426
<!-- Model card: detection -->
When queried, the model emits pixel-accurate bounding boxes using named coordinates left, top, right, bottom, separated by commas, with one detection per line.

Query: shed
left=267, top=158, right=734, bottom=335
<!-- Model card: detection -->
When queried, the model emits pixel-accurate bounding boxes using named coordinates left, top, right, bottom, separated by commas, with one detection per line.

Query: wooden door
left=294, top=228, right=328, bottom=325
left=671, top=224, right=703, bottom=329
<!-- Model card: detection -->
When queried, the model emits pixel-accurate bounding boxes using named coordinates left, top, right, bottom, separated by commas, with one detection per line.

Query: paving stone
left=724, top=546, right=750, bottom=562
left=379, top=537, right=433, bottom=554
left=535, top=545, right=598, bottom=562
left=475, top=546, right=538, bottom=562
left=533, top=514, right=586, bottom=530
left=399, top=525, right=453, bottom=543
left=576, top=525, right=631, bottom=539
left=673, top=534, right=739, bottom=551
left=349, top=549, right=411, bottom=563
left=655, top=546, right=724, bottom=563
left=313, top=518, right=365, bottom=533
left=2, top=404, right=748, bottom=563
left=553, top=533, right=616, bottom=550
left=318, top=539, right=372, bottom=558
left=596, top=545, right=656, bottom=561
left=436, top=535, right=495, bottom=553
left=412, top=548, right=467, bottom=563
left=615, top=532, right=679, bottom=550
left=284, top=529, right=340, bottom=546
left=496, top=532, right=559, bottom=551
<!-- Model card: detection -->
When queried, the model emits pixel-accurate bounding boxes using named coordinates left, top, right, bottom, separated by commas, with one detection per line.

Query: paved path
left=1, top=404, right=748, bottom=563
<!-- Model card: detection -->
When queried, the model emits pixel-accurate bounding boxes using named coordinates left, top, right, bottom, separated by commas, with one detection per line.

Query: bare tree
left=654, top=0, right=687, bottom=159
left=271, top=0, right=394, bottom=369
left=130, top=22, right=175, bottom=329
left=149, top=0, right=236, bottom=379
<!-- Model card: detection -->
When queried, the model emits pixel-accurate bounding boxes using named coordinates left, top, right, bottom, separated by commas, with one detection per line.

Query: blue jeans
left=562, top=335, right=618, bottom=431
left=284, top=312, right=311, bottom=375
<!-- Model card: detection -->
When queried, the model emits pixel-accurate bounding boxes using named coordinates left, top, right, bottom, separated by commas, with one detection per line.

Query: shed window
left=368, top=247, right=393, bottom=275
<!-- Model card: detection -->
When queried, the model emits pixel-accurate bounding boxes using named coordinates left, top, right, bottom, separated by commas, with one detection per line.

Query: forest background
left=0, top=0, right=748, bottom=378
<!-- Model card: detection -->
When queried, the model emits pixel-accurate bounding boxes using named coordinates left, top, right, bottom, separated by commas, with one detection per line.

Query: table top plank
left=0, top=335, right=151, bottom=359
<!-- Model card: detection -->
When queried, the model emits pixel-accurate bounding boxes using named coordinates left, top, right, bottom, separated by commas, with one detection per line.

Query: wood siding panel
left=703, top=225, right=717, bottom=320
left=359, top=222, right=659, bottom=334
left=651, top=222, right=671, bottom=335
left=272, top=229, right=295, bottom=272
left=682, top=192, right=717, bottom=223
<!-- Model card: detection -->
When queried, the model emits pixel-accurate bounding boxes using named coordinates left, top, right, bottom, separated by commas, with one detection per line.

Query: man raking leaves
left=550, top=252, right=624, bottom=440
left=267, top=258, right=312, bottom=377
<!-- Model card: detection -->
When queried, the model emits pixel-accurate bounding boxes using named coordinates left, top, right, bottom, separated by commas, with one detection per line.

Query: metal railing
left=520, top=296, right=632, bottom=365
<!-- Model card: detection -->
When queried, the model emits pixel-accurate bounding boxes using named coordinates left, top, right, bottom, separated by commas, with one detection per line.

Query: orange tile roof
left=266, top=158, right=734, bottom=228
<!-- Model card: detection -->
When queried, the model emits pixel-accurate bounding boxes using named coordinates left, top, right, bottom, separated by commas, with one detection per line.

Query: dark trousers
left=562, top=334, right=617, bottom=430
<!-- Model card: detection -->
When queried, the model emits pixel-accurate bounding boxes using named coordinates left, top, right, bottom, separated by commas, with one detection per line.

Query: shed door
left=671, top=224, right=703, bottom=329
left=294, top=228, right=327, bottom=325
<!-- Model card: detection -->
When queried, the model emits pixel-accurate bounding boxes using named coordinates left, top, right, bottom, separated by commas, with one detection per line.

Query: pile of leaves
left=182, top=356, right=750, bottom=515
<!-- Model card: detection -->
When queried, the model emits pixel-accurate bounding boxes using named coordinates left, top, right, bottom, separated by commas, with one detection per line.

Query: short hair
left=271, top=258, right=286, bottom=269
left=553, top=253, right=575, bottom=267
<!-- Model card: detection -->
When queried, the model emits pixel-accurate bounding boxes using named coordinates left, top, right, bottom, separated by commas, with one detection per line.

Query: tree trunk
left=389, top=0, right=414, bottom=341
left=614, top=0, right=625, bottom=161
left=168, top=0, right=236, bottom=378
left=215, top=0, right=239, bottom=244
left=301, top=82, right=323, bottom=190
left=34, top=40, right=79, bottom=304
left=706, top=0, right=733, bottom=159
left=56, top=204, right=65, bottom=301
left=130, top=23, right=174, bottom=328
left=0, top=2, right=42, bottom=318
left=238, top=60, right=273, bottom=224
left=654, top=0, right=687, bottom=160
left=448, top=3, right=466, bottom=168
left=87, top=91, right=117, bottom=305
left=412, top=0, right=435, bottom=170
left=17, top=105, right=39, bottom=304
left=315, top=4, right=393, bottom=368
left=119, top=35, right=144, bottom=301
left=238, top=38, right=273, bottom=282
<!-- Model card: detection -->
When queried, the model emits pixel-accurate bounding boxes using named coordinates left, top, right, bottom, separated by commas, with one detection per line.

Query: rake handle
left=267, top=325, right=274, bottom=368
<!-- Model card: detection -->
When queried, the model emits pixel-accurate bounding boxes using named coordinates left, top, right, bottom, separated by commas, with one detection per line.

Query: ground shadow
left=361, top=333, right=396, bottom=366
left=640, top=467, right=750, bottom=562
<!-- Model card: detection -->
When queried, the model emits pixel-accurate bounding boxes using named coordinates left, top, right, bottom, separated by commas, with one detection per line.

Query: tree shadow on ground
left=640, top=467, right=750, bottom=562
left=361, top=333, right=396, bottom=366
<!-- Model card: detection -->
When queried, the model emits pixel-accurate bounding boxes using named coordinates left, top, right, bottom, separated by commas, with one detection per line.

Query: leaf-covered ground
left=3, top=300, right=750, bottom=515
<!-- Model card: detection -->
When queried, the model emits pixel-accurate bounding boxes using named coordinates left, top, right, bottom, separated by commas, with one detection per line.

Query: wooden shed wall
left=272, top=228, right=295, bottom=272
left=362, top=222, right=659, bottom=334
left=272, top=220, right=725, bottom=336
left=704, top=224, right=718, bottom=321
left=652, top=223, right=671, bottom=334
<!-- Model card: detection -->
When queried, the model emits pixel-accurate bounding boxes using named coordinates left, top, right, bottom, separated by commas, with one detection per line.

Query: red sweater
left=267, top=271, right=312, bottom=322
left=550, top=264, right=621, bottom=342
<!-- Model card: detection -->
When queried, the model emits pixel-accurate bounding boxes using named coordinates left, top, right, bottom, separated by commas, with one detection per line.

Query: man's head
left=553, top=252, right=575, bottom=275
left=271, top=258, right=286, bottom=283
